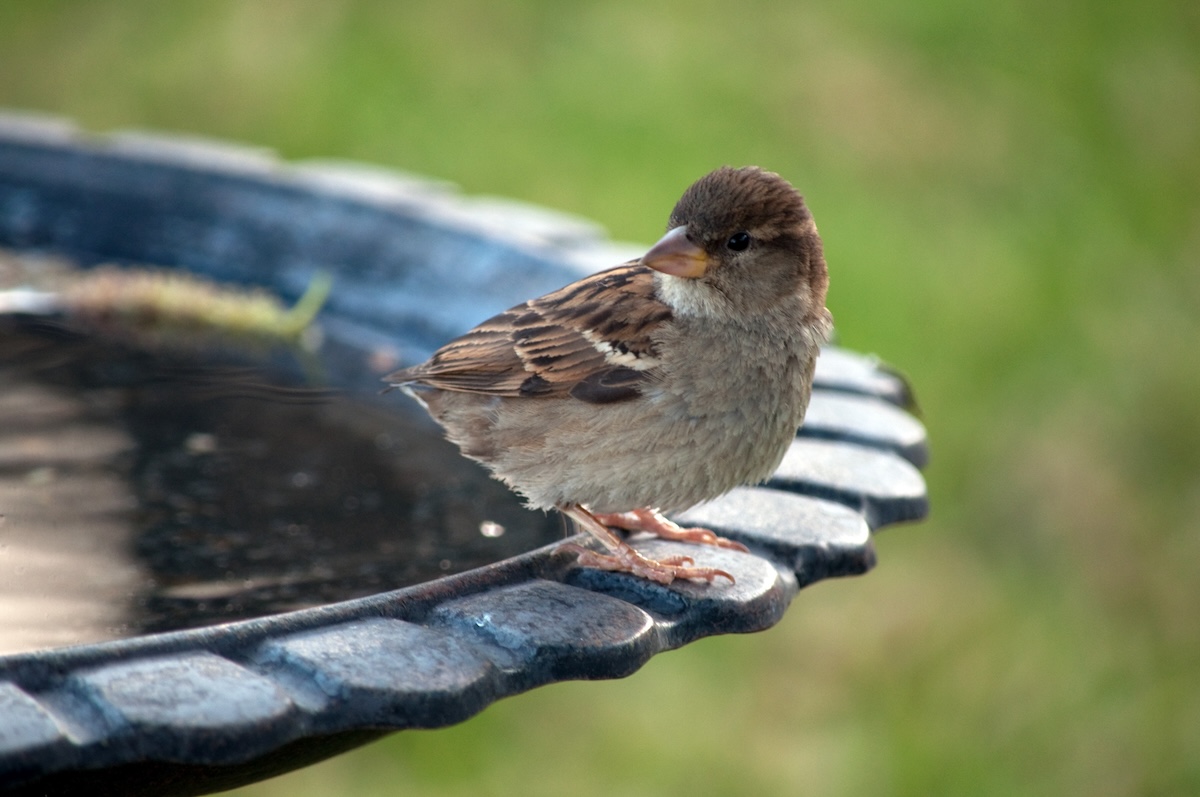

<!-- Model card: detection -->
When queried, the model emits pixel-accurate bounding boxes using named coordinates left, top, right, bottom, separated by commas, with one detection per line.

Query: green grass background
left=2, top=1, right=1197, bottom=794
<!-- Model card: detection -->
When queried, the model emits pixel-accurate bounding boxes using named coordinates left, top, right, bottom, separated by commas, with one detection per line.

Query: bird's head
left=641, top=166, right=828, bottom=320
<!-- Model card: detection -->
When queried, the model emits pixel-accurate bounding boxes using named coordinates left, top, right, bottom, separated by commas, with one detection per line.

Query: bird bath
left=0, top=113, right=928, bottom=796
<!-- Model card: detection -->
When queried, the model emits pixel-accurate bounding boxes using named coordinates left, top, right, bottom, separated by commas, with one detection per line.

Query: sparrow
left=385, top=166, right=832, bottom=585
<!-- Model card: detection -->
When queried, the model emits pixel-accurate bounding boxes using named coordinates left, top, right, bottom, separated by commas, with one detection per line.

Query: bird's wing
left=384, top=263, right=671, bottom=404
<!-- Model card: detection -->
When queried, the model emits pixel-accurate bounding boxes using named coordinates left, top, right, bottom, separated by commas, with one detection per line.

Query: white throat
left=653, top=273, right=733, bottom=321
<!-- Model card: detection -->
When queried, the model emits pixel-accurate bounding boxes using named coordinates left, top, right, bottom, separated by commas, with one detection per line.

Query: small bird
left=385, top=167, right=832, bottom=585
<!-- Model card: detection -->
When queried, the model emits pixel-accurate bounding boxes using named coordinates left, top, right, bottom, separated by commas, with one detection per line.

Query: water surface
left=0, top=314, right=560, bottom=655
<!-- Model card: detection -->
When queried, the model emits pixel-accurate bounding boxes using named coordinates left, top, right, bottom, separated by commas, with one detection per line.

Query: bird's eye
left=726, top=231, right=751, bottom=252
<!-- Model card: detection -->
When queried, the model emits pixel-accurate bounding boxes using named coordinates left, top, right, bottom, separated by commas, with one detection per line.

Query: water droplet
left=185, top=432, right=218, bottom=454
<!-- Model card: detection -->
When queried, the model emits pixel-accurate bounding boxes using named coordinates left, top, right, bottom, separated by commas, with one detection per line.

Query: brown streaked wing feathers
left=384, top=263, right=671, bottom=403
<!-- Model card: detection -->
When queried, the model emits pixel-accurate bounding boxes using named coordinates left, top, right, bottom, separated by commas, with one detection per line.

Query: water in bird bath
left=0, top=261, right=561, bottom=656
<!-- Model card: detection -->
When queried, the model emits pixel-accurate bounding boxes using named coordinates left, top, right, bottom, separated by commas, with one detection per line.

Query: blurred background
left=1, top=1, right=1196, bottom=794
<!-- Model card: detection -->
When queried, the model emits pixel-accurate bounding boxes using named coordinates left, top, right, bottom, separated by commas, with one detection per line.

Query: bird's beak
left=640, top=226, right=709, bottom=278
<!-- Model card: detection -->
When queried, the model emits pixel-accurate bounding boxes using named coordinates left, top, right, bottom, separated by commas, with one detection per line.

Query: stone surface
left=677, top=487, right=874, bottom=586
left=0, top=683, right=64, bottom=758
left=771, top=438, right=929, bottom=528
left=802, top=390, right=929, bottom=467
left=812, top=346, right=917, bottom=408
left=70, top=653, right=297, bottom=762
left=256, top=619, right=498, bottom=729
left=430, top=580, right=658, bottom=683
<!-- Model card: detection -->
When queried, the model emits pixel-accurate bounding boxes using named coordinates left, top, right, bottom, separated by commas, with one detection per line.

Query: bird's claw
left=592, top=508, right=749, bottom=553
left=559, top=542, right=734, bottom=585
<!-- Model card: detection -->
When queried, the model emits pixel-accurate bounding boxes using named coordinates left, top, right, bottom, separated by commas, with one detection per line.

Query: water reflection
left=0, top=318, right=561, bottom=655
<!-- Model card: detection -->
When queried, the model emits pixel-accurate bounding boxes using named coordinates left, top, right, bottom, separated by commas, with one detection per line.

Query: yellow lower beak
left=640, top=225, right=709, bottom=278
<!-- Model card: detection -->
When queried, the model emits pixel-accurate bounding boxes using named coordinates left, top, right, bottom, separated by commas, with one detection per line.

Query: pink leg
left=558, top=505, right=736, bottom=585
left=591, top=508, right=749, bottom=552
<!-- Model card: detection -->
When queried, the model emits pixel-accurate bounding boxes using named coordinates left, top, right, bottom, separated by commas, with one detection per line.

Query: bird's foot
left=558, top=504, right=738, bottom=585
left=558, top=542, right=734, bottom=585
left=592, top=508, right=749, bottom=552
